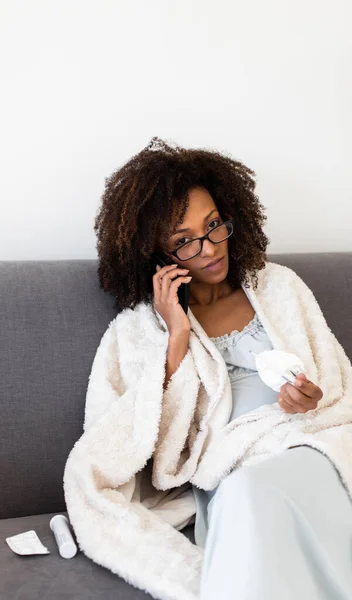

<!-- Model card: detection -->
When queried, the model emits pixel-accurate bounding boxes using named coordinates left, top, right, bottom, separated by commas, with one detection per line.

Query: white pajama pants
left=200, top=446, right=352, bottom=600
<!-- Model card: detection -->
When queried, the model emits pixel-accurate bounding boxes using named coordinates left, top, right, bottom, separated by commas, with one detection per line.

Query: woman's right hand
left=153, top=263, right=192, bottom=336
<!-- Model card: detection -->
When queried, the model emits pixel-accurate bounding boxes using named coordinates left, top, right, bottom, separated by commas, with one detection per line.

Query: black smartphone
left=152, top=251, right=190, bottom=314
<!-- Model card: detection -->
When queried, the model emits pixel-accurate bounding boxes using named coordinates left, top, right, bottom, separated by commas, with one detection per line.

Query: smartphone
left=152, top=251, right=190, bottom=314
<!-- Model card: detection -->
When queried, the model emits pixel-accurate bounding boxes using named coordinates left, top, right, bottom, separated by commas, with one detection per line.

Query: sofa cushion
left=1, top=255, right=351, bottom=519
left=0, top=511, right=196, bottom=599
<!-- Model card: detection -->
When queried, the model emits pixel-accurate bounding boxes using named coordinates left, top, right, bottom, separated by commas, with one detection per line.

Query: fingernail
left=184, top=277, right=192, bottom=282
left=295, top=379, right=303, bottom=387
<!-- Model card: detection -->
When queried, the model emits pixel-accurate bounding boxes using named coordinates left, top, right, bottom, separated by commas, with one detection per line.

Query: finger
left=153, top=264, right=178, bottom=279
left=279, top=386, right=297, bottom=410
left=283, top=385, right=318, bottom=412
left=278, top=396, right=296, bottom=414
left=158, top=267, right=189, bottom=286
left=164, top=267, right=190, bottom=281
left=281, top=385, right=315, bottom=413
left=153, top=268, right=163, bottom=302
left=279, top=388, right=315, bottom=414
left=293, top=377, right=323, bottom=400
left=284, top=384, right=310, bottom=406
left=153, top=265, right=178, bottom=297
left=168, top=276, right=192, bottom=299
left=292, top=373, right=308, bottom=387
left=281, top=385, right=308, bottom=413
left=155, top=266, right=184, bottom=298
left=153, top=265, right=177, bottom=300
left=160, top=269, right=190, bottom=302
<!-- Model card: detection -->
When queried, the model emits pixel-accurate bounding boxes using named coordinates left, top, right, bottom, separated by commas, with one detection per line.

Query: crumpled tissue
left=250, top=349, right=307, bottom=392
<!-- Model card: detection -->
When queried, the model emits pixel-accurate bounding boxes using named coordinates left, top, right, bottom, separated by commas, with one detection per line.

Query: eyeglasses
left=169, top=217, right=234, bottom=261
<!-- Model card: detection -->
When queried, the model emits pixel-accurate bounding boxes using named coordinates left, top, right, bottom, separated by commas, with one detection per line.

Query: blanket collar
left=152, top=270, right=285, bottom=356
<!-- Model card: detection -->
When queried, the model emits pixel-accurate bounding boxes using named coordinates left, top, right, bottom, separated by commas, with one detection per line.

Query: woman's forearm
left=163, top=330, right=190, bottom=391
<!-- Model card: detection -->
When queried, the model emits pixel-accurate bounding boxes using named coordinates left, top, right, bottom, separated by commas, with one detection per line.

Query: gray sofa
left=1, top=253, right=351, bottom=599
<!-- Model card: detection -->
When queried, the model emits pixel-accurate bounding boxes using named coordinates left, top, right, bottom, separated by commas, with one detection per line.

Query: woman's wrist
left=163, top=330, right=190, bottom=390
left=169, top=326, right=191, bottom=341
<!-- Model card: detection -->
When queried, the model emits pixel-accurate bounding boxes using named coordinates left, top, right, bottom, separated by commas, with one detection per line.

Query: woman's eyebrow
left=172, top=209, right=218, bottom=235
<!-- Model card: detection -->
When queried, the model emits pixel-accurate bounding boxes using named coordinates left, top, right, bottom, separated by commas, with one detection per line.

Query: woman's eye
left=209, top=219, right=220, bottom=229
left=175, top=220, right=221, bottom=247
left=175, top=237, right=189, bottom=246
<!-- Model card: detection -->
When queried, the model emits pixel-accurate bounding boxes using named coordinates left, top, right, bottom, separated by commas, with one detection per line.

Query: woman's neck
left=188, top=279, right=234, bottom=307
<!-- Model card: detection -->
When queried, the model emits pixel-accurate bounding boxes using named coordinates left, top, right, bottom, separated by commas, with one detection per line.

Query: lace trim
left=209, top=312, right=261, bottom=343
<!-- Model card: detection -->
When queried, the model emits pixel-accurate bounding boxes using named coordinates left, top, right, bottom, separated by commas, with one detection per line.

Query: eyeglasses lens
left=176, top=221, right=233, bottom=260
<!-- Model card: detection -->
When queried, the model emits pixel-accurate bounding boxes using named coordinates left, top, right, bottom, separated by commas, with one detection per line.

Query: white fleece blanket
left=63, top=261, right=352, bottom=600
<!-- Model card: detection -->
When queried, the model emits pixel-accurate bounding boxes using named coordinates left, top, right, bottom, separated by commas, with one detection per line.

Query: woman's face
left=160, top=187, right=230, bottom=284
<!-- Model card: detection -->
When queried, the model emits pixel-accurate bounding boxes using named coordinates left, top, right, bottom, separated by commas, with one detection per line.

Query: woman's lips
left=203, top=257, right=224, bottom=271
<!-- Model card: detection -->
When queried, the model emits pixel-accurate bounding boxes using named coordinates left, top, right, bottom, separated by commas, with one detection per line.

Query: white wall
left=1, top=0, right=351, bottom=260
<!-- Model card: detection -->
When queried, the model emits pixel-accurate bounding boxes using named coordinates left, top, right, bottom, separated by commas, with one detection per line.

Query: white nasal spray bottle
left=49, top=514, right=77, bottom=559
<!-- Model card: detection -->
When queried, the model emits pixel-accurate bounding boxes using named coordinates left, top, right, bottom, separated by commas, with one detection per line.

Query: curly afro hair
left=94, top=136, right=270, bottom=313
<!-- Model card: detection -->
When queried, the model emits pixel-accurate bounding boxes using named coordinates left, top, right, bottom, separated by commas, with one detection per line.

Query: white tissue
left=250, top=349, right=307, bottom=392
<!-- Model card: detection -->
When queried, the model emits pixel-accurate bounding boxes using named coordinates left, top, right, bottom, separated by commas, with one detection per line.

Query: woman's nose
left=200, top=238, right=217, bottom=256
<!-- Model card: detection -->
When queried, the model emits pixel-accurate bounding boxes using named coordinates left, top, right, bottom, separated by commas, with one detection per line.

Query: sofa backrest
left=1, top=253, right=351, bottom=519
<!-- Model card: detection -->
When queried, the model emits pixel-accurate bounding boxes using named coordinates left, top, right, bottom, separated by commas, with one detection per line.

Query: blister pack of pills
left=5, top=530, right=50, bottom=555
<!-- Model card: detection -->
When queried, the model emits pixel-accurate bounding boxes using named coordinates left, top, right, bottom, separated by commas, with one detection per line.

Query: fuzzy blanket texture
left=63, top=261, right=352, bottom=600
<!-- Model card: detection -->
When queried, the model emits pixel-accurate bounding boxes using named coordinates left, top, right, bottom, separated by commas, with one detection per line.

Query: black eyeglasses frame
left=169, top=216, right=234, bottom=262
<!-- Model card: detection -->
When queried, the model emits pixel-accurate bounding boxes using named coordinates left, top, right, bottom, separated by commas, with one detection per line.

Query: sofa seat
left=1, top=255, right=351, bottom=599
left=1, top=511, right=152, bottom=599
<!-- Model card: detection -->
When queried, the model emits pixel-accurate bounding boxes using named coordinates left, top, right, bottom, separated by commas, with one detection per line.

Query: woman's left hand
left=278, top=373, right=323, bottom=414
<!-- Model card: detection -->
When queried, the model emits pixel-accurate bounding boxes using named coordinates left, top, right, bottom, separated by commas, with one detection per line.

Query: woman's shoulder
left=109, top=300, right=165, bottom=337
left=250, top=260, right=297, bottom=286
left=249, top=261, right=311, bottom=300
left=263, top=260, right=299, bottom=278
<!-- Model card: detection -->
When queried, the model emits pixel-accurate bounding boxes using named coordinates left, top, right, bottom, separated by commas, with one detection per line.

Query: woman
left=65, top=137, right=352, bottom=600
left=145, top=140, right=351, bottom=600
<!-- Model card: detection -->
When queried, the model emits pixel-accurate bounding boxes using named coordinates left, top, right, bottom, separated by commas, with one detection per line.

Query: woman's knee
left=214, top=453, right=295, bottom=504
left=212, top=464, right=265, bottom=510
left=213, top=449, right=312, bottom=509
